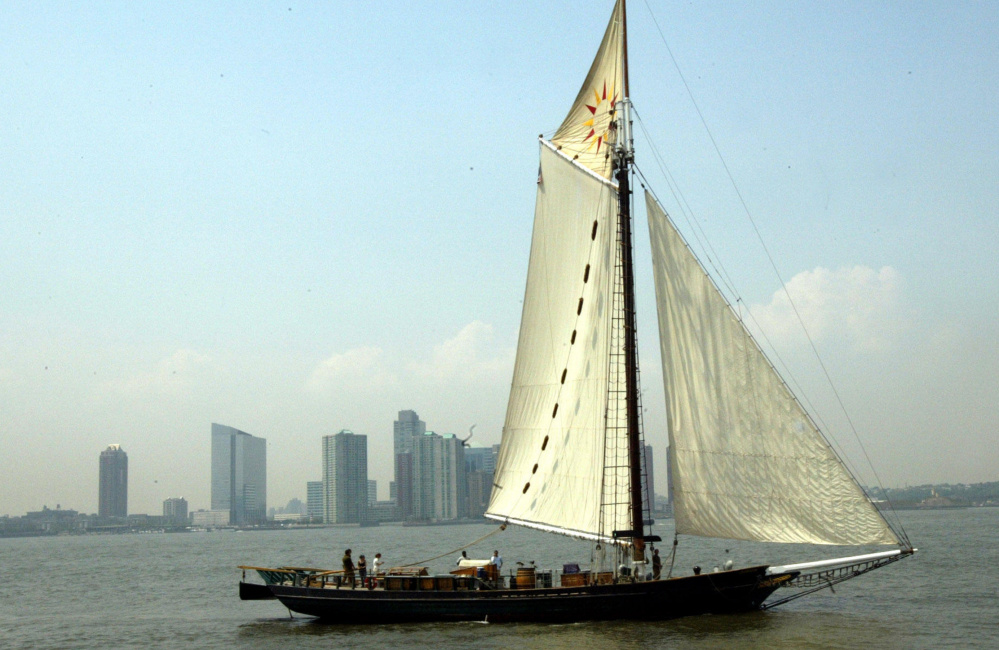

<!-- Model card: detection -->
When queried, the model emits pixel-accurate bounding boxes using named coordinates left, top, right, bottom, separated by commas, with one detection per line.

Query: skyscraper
left=163, top=497, right=188, bottom=523
left=98, top=444, right=128, bottom=519
left=211, top=423, right=267, bottom=525
left=393, top=410, right=426, bottom=456
left=306, top=481, right=323, bottom=521
left=466, top=470, right=491, bottom=518
left=411, top=432, right=466, bottom=521
left=464, top=446, right=497, bottom=472
left=393, top=410, right=425, bottom=519
left=464, top=445, right=497, bottom=518
left=322, top=430, right=368, bottom=524
left=395, top=453, right=413, bottom=519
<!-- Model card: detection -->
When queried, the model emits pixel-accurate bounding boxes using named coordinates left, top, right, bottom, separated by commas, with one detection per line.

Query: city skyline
left=0, top=415, right=530, bottom=518
left=0, top=404, right=981, bottom=518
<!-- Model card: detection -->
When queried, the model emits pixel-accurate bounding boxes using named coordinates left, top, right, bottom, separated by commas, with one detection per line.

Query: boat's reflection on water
left=238, top=608, right=904, bottom=649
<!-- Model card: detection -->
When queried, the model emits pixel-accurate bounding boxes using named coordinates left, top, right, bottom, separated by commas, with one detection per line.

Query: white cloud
left=749, top=265, right=910, bottom=352
left=305, top=322, right=513, bottom=398
left=302, top=322, right=514, bottom=444
left=108, top=348, right=213, bottom=396
left=411, top=320, right=512, bottom=382
left=305, top=346, right=394, bottom=393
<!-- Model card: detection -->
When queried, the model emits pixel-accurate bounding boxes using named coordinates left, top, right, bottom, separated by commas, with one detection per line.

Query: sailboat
left=239, top=0, right=914, bottom=623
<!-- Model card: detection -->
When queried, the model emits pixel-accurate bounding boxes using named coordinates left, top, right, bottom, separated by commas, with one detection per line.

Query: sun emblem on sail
left=582, top=81, right=618, bottom=152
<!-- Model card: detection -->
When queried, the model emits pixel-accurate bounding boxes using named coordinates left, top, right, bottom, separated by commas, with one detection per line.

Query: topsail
left=551, top=0, right=627, bottom=179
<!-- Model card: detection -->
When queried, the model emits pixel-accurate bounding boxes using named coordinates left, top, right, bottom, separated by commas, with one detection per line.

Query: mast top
left=621, top=0, right=630, bottom=99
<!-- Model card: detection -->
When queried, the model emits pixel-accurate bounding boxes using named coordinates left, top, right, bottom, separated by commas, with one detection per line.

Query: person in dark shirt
left=652, top=548, right=662, bottom=579
left=358, top=554, right=367, bottom=588
left=342, top=549, right=355, bottom=588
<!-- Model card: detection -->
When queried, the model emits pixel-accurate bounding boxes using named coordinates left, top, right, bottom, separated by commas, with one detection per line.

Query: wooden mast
left=614, top=0, right=645, bottom=560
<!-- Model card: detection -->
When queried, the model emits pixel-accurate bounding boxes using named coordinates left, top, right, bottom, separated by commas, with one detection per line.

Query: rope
left=638, top=0, right=909, bottom=548
left=665, top=534, right=678, bottom=579
left=399, top=524, right=506, bottom=568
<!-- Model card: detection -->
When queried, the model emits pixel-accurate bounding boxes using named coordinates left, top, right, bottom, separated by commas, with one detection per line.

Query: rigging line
left=631, top=110, right=741, bottom=303
left=639, top=1, right=907, bottom=545
left=601, top=187, right=629, bottom=539
left=634, top=120, right=740, bottom=309
left=631, top=175, right=865, bottom=480
left=399, top=525, right=506, bottom=568
left=631, top=129, right=843, bottom=468
left=630, top=132, right=842, bottom=469
left=637, top=169, right=903, bottom=543
left=665, top=534, right=679, bottom=579
left=633, top=162, right=818, bottom=428
left=637, top=163, right=873, bottom=493
left=631, top=120, right=837, bottom=450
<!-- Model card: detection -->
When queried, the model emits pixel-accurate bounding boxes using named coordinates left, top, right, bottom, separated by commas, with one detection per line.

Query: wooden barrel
left=514, top=567, right=536, bottom=589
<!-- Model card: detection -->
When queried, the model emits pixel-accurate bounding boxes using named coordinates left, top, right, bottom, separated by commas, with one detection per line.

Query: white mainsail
left=485, top=142, right=632, bottom=541
left=486, top=0, right=635, bottom=542
left=646, top=193, right=900, bottom=546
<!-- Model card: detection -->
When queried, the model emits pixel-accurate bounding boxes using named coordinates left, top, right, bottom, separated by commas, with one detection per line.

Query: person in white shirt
left=372, top=552, right=384, bottom=575
left=456, top=550, right=468, bottom=566
left=491, top=550, right=503, bottom=571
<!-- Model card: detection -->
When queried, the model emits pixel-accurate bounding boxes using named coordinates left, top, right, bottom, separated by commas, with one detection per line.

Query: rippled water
left=1, top=508, right=996, bottom=649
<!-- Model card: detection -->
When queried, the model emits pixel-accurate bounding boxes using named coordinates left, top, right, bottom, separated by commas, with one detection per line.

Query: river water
left=1, top=508, right=996, bottom=649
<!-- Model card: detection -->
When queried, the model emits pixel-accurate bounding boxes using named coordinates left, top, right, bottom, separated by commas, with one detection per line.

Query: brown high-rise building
left=98, top=444, right=128, bottom=519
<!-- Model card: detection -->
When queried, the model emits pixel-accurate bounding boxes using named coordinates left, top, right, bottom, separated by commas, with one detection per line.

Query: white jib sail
left=647, top=193, right=899, bottom=546
left=486, top=141, right=632, bottom=541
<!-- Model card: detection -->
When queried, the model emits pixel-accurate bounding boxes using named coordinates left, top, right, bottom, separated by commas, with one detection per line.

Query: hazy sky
left=3, top=1, right=996, bottom=517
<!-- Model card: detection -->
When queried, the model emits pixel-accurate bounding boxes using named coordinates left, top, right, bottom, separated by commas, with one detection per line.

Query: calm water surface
left=1, top=508, right=996, bottom=649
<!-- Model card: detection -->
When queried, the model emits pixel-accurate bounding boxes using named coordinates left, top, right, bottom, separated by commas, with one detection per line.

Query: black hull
left=268, top=566, right=792, bottom=624
left=240, top=581, right=277, bottom=600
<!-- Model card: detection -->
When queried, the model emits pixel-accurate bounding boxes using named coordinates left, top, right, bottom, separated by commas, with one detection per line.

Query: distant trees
left=869, top=481, right=999, bottom=507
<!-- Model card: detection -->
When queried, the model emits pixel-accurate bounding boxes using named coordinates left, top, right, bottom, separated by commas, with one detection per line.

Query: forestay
left=646, top=193, right=899, bottom=546
left=486, top=142, right=632, bottom=542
